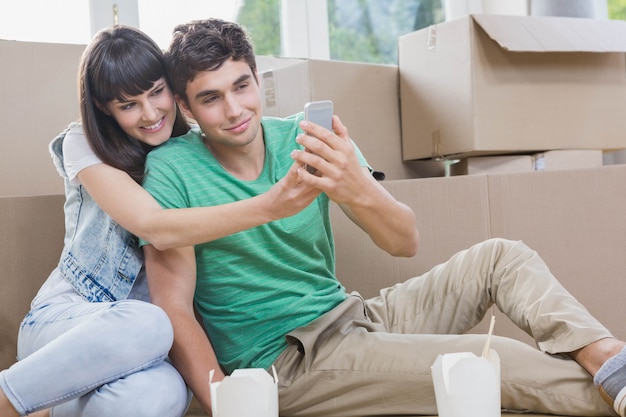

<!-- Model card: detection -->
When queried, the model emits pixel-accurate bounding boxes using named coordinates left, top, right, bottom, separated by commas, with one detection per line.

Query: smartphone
left=303, top=100, right=333, bottom=174
left=304, top=100, right=333, bottom=131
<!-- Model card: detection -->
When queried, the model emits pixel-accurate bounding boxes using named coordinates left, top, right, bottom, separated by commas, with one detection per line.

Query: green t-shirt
left=141, top=113, right=369, bottom=373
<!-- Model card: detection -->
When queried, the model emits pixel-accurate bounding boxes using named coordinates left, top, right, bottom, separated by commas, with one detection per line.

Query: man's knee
left=479, top=238, right=532, bottom=258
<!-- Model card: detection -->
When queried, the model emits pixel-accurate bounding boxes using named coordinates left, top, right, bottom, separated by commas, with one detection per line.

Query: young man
left=140, top=18, right=626, bottom=417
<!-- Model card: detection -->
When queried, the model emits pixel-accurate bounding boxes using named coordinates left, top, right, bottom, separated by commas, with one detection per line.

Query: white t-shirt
left=32, top=127, right=150, bottom=307
left=63, top=124, right=103, bottom=185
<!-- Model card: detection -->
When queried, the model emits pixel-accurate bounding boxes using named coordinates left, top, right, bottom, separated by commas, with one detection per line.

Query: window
left=0, top=0, right=90, bottom=45
left=0, top=0, right=242, bottom=49
left=2, top=0, right=621, bottom=64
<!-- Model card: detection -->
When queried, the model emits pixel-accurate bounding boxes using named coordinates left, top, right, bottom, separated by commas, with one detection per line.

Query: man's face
left=178, top=58, right=263, bottom=149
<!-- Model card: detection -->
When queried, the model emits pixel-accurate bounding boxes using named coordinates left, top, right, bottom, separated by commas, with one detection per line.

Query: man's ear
left=94, top=100, right=111, bottom=116
left=175, top=94, right=194, bottom=120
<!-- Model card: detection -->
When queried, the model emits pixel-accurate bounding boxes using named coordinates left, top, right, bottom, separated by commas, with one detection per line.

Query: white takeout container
left=431, top=349, right=501, bottom=417
left=210, top=367, right=279, bottom=417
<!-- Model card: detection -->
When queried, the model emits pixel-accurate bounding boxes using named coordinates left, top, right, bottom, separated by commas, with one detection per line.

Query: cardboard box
left=450, top=149, right=603, bottom=175
left=533, top=149, right=603, bottom=171
left=451, top=154, right=534, bottom=175
left=398, top=14, right=626, bottom=160
left=257, top=56, right=413, bottom=180
left=0, top=194, right=65, bottom=369
left=403, top=159, right=460, bottom=178
left=0, top=39, right=83, bottom=196
left=332, top=165, right=626, bottom=344
left=487, top=165, right=626, bottom=344
left=332, top=174, right=491, bottom=294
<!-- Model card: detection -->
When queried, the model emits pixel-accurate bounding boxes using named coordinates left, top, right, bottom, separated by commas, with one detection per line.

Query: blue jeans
left=0, top=300, right=189, bottom=416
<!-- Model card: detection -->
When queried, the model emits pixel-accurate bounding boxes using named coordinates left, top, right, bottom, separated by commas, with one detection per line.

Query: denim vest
left=49, top=123, right=144, bottom=302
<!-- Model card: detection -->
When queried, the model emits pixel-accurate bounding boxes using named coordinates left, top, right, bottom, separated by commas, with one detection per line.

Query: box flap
left=472, top=14, right=626, bottom=53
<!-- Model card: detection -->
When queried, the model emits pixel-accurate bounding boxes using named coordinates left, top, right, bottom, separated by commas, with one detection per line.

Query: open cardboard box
left=399, top=14, right=626, bottom=160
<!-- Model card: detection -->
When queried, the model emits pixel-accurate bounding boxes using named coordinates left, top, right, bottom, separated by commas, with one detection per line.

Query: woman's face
left=103, top=77, right=177, bottom=147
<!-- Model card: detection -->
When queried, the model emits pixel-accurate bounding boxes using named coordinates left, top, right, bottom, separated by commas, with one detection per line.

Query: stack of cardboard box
left=398, top=14, right=626, bottom=176
left=0, top=38, right=78, bottom=375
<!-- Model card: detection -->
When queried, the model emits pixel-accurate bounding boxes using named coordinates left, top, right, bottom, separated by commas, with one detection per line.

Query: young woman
left=0, top=25, right=316, bottom=417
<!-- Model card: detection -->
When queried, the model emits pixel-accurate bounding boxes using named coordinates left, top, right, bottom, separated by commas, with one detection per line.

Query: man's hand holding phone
left=296, top=103, right=374, bottom=206
left=303, top=100, right=334, bottom=174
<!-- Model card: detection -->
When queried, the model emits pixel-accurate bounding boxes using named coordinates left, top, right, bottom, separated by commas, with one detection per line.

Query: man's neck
left=205, top=137, right=265, bottom=181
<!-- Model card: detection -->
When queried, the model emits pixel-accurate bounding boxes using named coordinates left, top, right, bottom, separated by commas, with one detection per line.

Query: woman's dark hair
left=78, top=24, right=189, bottom=184
left=165, top=19, right=257, bottom=104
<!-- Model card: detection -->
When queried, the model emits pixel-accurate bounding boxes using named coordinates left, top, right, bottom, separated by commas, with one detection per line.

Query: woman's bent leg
left=0, top=300, right=174, bottom=415
left=50, top=361, right=189, bottom=417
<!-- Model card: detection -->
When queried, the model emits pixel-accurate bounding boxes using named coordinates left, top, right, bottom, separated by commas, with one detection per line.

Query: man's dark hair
left=165, top=19, right=257, bottom=104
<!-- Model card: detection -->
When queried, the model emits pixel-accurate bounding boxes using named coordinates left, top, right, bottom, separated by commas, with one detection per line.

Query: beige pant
left=273, top=238, right=616, bottom=417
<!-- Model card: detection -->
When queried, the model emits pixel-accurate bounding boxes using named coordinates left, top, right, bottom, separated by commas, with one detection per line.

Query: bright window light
left=0, top=0, right=242, bottom=48
left=0, top=0, right=90, bottom=44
